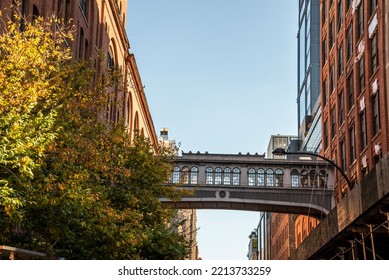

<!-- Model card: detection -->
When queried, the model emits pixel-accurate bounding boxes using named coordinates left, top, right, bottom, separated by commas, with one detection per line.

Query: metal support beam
left=369, top=224, right=376, bottom=260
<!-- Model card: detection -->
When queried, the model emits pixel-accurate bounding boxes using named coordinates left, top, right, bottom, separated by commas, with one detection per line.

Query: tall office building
left=320, top=0, right=388, bottom=201
left=297, top=0, right=321, bottom=152
left=0, top=0, right=157, bottom=145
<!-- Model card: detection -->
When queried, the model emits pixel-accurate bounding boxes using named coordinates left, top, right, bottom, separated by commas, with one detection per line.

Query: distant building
left=159, top=128, right=199, bottom=260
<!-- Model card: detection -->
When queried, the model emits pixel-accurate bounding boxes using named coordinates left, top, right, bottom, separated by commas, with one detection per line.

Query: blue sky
left=126, top=0, right=298, bottom=259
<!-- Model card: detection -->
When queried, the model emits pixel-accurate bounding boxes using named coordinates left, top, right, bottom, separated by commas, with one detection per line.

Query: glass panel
left=181, top=167, right=189, bottom=184
left=275, top=169, right=283, bottom=187
left=215, top=167, right=222, bottom=185
left=266, top=169, right=274, bottom=187
left=172, top=166, right=180, bottom=183
left=206, top=167, right=213, bottom=185
left=291, top=169, right=299, bottom=187
left=309, top=170, right=318, bottom=187
left=232, top=168, right=240, bottom=186
left=190, top=167, right=198, bottom=184
left=257, top=169, right=265, bottom=186
left=223, top=168, right=231, bottom=185
left=248, top=168, right=256, bottom=186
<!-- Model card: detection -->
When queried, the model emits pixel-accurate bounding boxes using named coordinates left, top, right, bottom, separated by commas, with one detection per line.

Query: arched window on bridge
left=310, top=170, right=318, bottom=187
left=291, top=169, right=299, bottom=187
left=232, top=168, right=240, bottom=185
left=190, top=166, right=198, bottom=184
left=215, top=167, right=222, bottom=184
left=257, top=168, right=265, bottom=186
left=223, top=168, right=231, bottom=185
left=172, top=166, right=180, bottom=183
left=319, top=170, right=327, bottom=188
left=181, top=166, right=189, bottom=184
left=266, top=169, right=274, bottom=186
left=206, top=167, right=213, bottom=185
left=301, top=169, right=308, bottom=187
left=275, top=169, right=283, bottom=187
left=248, top=168, right=256, bottom=186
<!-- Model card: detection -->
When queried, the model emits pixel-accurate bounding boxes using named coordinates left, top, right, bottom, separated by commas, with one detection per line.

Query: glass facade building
left=297, top=0, right=321, bottom=151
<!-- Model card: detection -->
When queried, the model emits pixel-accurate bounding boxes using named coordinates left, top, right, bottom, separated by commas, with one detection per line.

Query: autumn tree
left=0, top=12, right=188, bottom=259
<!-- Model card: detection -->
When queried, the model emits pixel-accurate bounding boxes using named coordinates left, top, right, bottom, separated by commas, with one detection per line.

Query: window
left=337, top=1, right=343, bottom=31
left=257, top=169, right=265, bottom=186
left=330, top=63, right=335, bottom=93
left=329, top=20, right=335, bottom=48
left=372, top=92, right=380, bottom=135
left=323, top=120, right=328, bottom=150
left=359, top=56, right=365, bottom=92
left=301, top=169, right=308, bottom=187
left=291, top=169, right=299, bottom=187
left=370, top=0, right=377, bottom=18
left=346, top=25, right=353, bottom=60
left=357, top=1, right=364, bottom=39
left=340, top=139, right=346, bottom=170
left=322, top=1, right=327, bottom=25
left=275, top=169, right=283, bottom=187
left=331, top=107, right=336, bottom=139
left=190, top=167, right=198, bottom=184
left=266, top=169, right=274, bottom=187
left=338, top=90, right=344, bottom=124
left=172, top=167, right=180, bottom=183
left=371, top=34, right=378, bottom=74
left=181, top=167, right=189, bottom=184
left=338, top=44, right=344, bottom=78
left=349, top=125, right=356, bottom=163
left=322, top=77, right=328, bottom=106
left=206, top=167, right=213, bottom=185
left=319, top=170, right=327, bottom=188
left=248, top=168, right=256, bottom=186
left=322, top=38, right=327, bottom=66
left=360, top=109, right=367, bottom=150
left=80, top=0, right=88, bottom=19
left=223, top=168, right=231, bottom=185
left=232, top=168, right=240, bottom=186
left=309, top=170, right=318, bottom=187
left=347, top=72, right=354, bottom=111
left=215, top=167, right=222, bottom=184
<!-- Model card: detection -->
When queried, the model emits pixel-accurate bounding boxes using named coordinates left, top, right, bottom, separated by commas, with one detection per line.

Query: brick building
left=320, top=0, right=388, bottom=202
left=0, top=0, right=157, bottom=144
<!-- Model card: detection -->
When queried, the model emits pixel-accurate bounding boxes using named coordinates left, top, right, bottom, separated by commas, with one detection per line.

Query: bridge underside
left=161, top=186, right=334, bottom=219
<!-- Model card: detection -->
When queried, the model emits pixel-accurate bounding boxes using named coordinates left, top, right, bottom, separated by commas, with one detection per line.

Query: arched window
left=291, top=169, right=299, bottom=187
left=79, top=28, right=85, bottom=59
left=172, top=166, right=180, bottom=183
left=248, top=168, right=256, bottom=186
left=275, top=169, right=284, bottom=187
left=215, top=167, right=222, bottom=185
left=310, top=170, right=318, bottom=187
left=32, top=5, right=40, bottom=22
left=206, top=167, right=213, bottom=185
left=319, top=170, right=327, bottom=188
left=190, top=167, right=198, bottom=184
left=181, top=166, right=189, bottom=184
left=257, top=169, right=265, bottom=186
left=266, top=169, right=274, bottom=187
left=301, top=169, right=308, bottom=187
left=223, top=168, right=231, bottom=185
left=232, top=168, right=240, bottom=186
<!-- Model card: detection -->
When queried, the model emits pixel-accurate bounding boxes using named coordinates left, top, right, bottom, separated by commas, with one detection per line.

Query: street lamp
left=272, top=147, right=353, bottom=190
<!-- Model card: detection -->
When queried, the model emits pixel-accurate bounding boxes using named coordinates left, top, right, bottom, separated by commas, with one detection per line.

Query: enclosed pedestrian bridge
left=161, top=152, right=336, bottom=219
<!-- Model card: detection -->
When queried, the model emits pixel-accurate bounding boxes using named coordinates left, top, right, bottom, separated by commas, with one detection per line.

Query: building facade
left=320, top=0, right=388, bottom=201
left=0, top=0, right=157, bottom=145
left=298, top=0, right=321, bottom=148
